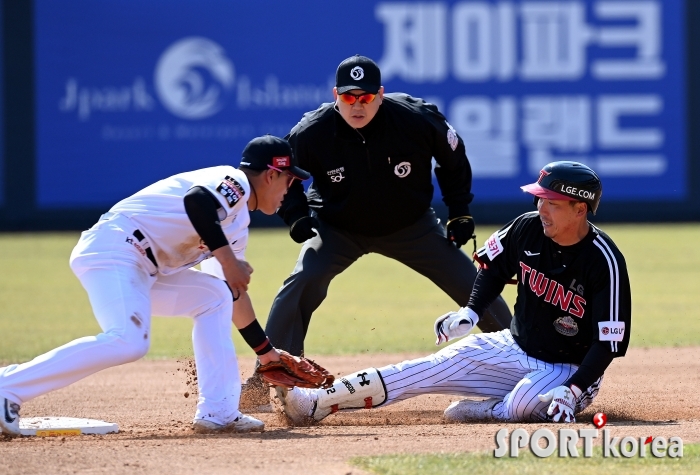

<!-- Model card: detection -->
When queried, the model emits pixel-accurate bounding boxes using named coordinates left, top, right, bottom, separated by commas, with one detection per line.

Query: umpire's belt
left=133, top=229, right=158, bottom=269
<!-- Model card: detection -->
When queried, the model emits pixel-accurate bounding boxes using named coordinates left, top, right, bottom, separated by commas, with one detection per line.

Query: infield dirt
left=2, top=347, right=699, bottom=475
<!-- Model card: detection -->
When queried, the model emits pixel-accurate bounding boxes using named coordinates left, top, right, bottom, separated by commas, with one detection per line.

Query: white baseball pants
left=377, top=330, right=602, bottom=422
left=0, top=214, right=241, bottom=425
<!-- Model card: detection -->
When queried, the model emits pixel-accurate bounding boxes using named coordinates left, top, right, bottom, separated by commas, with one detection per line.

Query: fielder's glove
left=434, top=307, right=479, bottom=345
left=538, top=384, right=582, bottom=423
left=256, top=350, right=335, bottom=389
left=289, top=216, right=320, bottom=243
left=446, top=215, right=475, bottom=248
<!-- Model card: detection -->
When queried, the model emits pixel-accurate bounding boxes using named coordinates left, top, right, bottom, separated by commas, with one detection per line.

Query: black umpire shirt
left=277, top=93, right=474, bottom=237
left=469, top=212, right=632, bottom=391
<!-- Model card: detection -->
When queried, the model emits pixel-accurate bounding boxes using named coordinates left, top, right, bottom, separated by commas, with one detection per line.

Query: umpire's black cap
left=336, top=55, right=381, bottom=94
left=240, top=135, right=310, bottom=180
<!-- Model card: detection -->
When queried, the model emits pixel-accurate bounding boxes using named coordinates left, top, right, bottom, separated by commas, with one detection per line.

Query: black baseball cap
left=240, top=135, right=310, bottom=180
left=335, top=55, right=381, bottom=94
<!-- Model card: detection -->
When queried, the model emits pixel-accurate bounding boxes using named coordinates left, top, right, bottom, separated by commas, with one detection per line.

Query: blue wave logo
left=154, top=37, right=235, bottom=119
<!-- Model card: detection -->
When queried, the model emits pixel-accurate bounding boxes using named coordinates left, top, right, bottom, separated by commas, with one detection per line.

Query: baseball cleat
left=192, top=414, right=264, bottom=434
left=274, top=386, right=329, bottom=425
left=239, top=372, right=271, bottom=411
left=444, top=397, right=500, bottom=422
left=0, top=397, right=21, bottom=437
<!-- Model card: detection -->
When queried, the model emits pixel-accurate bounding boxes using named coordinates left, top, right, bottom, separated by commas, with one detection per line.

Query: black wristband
left=238, top=320, right=273, bottom=355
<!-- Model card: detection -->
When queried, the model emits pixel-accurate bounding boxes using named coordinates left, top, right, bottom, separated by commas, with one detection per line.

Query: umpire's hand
left=289, top=216, right=320, bottom=243
left=446, top=215, right=475, bottom=248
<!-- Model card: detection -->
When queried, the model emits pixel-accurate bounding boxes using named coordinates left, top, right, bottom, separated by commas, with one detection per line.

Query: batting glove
left=538, top=384, right=582, bottom=423
left=434, top=307, right=479, bottom=345
left=289, top=216, right=319, bottom=244
left=446, top=215, right=475, bottom=248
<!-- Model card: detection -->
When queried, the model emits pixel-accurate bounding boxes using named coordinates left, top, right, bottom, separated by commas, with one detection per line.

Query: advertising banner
left=35, top=0, right=685, bottom=209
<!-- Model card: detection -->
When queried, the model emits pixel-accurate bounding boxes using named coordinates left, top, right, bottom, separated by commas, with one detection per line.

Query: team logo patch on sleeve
left=485, top=231, right=504, bottom=260
left=598, top=321, right=625, bottom=341
left=445, top=121, right=459, bottom=151
left=216, top=176, right=246, bottom=208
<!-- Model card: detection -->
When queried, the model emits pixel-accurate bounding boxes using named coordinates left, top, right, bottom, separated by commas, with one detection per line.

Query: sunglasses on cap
left=338, top=92, right=377, bottom=105
left=267, top=164, right=296, bottom=187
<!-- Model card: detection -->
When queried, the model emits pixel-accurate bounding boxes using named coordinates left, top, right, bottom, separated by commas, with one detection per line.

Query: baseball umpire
left=276, top=161, right=632, bottom=424
left=242, top=54, right=513, bottom=406
left=0, top=135, right=311, bottom=437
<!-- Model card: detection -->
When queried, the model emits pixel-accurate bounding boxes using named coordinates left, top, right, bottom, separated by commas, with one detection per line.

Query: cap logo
left=350, top=66, right=364, bottom=80
left=537, top=169, right=551, bottom=184
left=273, top=156, right=290, bottom=167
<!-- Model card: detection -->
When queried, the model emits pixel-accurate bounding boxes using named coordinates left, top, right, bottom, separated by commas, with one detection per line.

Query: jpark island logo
left=494, top=413, right=683, bottom=459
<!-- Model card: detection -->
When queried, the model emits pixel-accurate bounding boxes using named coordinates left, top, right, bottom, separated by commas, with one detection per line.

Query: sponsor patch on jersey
left=216, top=176, right=245, bottom=208
left=485, top=231, right=504, bottom=260
left=554, top=316, right=579, bottom=336
left=598, top=321, right=625, bottom=341
left=446, top=121, right=459, bottom=151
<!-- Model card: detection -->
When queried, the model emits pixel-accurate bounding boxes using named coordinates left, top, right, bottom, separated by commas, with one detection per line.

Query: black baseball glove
left=446, top=215, right=475, bottom=248
left=289, top=216, right=320, bottom=243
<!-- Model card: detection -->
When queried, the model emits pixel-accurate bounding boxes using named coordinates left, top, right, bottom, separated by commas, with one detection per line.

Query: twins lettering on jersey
left=519, top=262, right=586, bottom=318
left=216, top=176, right=245, bottom=208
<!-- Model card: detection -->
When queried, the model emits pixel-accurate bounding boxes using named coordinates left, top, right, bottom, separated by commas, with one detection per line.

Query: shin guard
left=315, top=368, right=387, bottom=418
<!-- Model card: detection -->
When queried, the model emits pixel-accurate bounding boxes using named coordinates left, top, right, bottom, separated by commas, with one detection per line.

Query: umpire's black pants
left=265, top=208, right=512, bottom=355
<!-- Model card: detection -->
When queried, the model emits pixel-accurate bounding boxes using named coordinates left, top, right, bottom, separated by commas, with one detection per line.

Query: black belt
left=133, top=229, right=158, bottom=268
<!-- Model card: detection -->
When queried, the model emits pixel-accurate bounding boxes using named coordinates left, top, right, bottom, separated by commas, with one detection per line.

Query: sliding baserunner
left=276, top=161, right=631, bottom=424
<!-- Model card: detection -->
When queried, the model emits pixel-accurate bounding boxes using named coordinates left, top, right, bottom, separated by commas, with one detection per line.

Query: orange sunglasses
left=338, top=92, right=377, bottom=105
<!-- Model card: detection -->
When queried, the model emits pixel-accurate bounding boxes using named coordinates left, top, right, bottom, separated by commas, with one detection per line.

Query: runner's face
left=537, top=198, right=586, bottom=244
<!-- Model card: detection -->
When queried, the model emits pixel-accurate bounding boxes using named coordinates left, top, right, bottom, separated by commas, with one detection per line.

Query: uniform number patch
left=598, top=321, right=625, bottom=341
left=485, top=231, right=504, bottom=260
left=216, top=176, right=245, bottom=208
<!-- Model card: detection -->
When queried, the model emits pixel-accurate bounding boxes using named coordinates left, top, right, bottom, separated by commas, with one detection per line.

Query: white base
left=19, top=417, right=119, bottom=436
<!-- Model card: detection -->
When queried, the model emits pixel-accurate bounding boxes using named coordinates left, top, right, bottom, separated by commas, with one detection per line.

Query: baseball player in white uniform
left=0, top=135, right=310, bottom=437
left=275, top=162, right=631, bottom=424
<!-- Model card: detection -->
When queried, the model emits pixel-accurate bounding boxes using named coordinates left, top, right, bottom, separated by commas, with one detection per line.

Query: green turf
left=0, top=223, right=698, bottom=362
left=351, top=443, right=700, bottom=475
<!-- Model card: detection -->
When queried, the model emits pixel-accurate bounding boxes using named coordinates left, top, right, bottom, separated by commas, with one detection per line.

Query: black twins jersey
left=475, top=212, right=631, bottom=365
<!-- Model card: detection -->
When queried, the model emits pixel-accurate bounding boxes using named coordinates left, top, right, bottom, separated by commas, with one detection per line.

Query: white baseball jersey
left=110, top=166, right=250, bottom=275
left=0, top=166, right=252, bottom=426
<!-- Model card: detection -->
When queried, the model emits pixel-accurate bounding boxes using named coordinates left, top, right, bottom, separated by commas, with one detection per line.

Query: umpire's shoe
left=192, top=414, right=264, bottom=434
left=0, top=397, right=21, bottom=437
left=444, top=397, right=500, bottom=422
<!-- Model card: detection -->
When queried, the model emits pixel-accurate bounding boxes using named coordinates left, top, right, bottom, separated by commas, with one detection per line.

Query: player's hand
left=434, top=307, right=479, bottom=345
left=289, top=216, right=320, bottom=243
left=222, top=257, right=253, bottom=295
left=258, top=347, right=281, bottom=365
left=446, top=215, right=475, bottom=248
left=538, top=384, right=582, bottom=423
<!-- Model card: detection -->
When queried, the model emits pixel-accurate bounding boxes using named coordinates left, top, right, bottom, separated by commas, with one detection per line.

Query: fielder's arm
left=230, top=290, right=280, bottom=364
